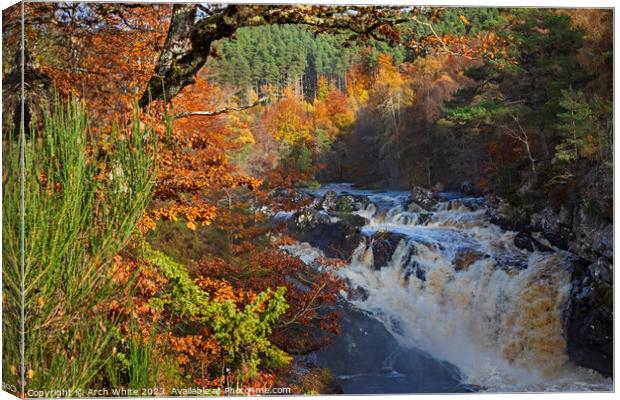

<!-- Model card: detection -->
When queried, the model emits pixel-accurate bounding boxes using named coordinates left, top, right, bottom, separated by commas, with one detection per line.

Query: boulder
left=410, top=186, right=438, bottom=211
left=370, top=231, right=407, bottom=269
left=287, top=209, right=365, bottom=259
left=316, top=190, right=339, bottom=211
left=530, top=206, right=573, bottom=249
left=288, top=208, right=331, bottom=231
left=513, top=232, right=552, bottom=253
left=486, top=196, right=529, bottom=232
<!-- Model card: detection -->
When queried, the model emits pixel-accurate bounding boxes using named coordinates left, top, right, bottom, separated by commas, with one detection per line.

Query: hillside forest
left=1, top=3, right=613, bottom=396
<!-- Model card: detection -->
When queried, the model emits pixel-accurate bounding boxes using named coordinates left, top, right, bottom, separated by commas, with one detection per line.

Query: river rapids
left=280, top=184, right=612, bottom=393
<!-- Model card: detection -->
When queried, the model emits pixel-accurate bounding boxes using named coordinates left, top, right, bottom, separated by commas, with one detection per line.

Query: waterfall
left=284, top=184, right=612, bottom=392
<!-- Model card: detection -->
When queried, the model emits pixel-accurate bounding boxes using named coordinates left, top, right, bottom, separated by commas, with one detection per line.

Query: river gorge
left=275, top=184, right=612, bottom=393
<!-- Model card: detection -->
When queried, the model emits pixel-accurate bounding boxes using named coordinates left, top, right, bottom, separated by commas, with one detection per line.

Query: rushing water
left=282, top=184, right=612, bottom=393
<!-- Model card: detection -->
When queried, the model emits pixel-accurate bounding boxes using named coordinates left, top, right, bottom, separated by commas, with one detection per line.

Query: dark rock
left=530, top=206, right=573, bottom=249
left=417, top=212, right=432, bottom=225
left=287, top=209, right=365, bottom=259
left=565, top=257, right=613, bottom=377
left=348, top=285, right=369, bottom=302
left=317, top=190, right=338, bottom=211
left=570, top=206, right=613, bottom=260
left=453, top=248, right=484, bottom=271
left=288, top=208, right=331, bottom=231
left=370, top=231, right=407, bottom=269
left=588, top=257, right=613, bottom=285
left=513, top=232, right=552, bottom=253
left=403, top=260, right=426, bottom=282
left=410, top=186, right=438, bottom=211
left=270, top=187, right=314, bottom=205
left=486, top=196, right=529, bottom=232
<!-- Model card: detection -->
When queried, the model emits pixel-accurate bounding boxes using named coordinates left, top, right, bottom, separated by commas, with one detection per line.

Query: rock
left=403, top=260, right=425, bottom=282
left=410, top=186, right=438, bottom=211
left=530, top=206, right=573, bottom=249
left=270, top=187, right=314, bottom=206
left=453, top=248, right=484, bottom=271
left=565, top=257, right=613, bottom=377
left=486, top=196, right=529, bottom=232
left=317, top=190, right=338, bottom=211
left=348, top=285, right=369, bottom=301
left=287, top=210, right=365, bottom=259
left=370, top=231, right=406, bottom=269
left=288, top=208, right=331, bottom=231
left=570, top=206, right=613, bottom=260
left=417, top=212, right=432, bottom=225
left=513, top=232, right=552, bottom=253
left=588, top=257, right=613, bottom=285
left=432, top=182, right=445, bottom=192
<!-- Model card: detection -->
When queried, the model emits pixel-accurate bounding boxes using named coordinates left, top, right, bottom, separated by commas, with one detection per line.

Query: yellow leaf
left=186, top=221, right=197, bottom=231
left=459, top=15, right=471, bottom=25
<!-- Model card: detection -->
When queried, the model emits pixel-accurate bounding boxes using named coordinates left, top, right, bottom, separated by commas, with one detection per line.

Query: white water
left=290, top=184, right=612, bottom=392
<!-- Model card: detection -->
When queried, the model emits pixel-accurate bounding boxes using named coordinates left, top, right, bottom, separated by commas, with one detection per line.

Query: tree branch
left=172, top=97, right=269, bottom=119
left=140, top=5, right=417, bottom=107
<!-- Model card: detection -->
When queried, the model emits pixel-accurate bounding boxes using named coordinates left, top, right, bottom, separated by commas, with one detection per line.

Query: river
left=280, top=183, right=612, bottom=393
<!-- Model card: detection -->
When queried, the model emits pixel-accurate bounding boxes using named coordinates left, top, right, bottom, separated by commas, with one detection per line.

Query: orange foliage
left=314, top=87, right=355, bottom=140
left=143, top=74, right=263, bottom=230
left=26, top=3, right=171, bottom=122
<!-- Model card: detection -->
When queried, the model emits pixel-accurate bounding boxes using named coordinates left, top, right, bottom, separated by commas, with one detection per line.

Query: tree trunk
left=3, top=48, right=53, bottom=139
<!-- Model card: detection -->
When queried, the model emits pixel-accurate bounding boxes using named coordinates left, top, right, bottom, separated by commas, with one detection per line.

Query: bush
left=2, top=98, right=157, bottom=392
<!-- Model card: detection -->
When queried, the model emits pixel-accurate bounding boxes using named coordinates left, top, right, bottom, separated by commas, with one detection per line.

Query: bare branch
left=172, top=97, right=269, bottom=120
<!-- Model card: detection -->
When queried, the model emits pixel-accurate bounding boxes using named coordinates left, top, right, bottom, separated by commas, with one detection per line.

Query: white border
left=0, top=2, right=616, bottom=400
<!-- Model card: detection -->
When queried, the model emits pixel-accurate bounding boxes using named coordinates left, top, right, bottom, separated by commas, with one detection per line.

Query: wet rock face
left=571, top=207, right=613, bottom=261
left=410, top=186, right=438, bottom=211
left=513, top=232, right=552, bottom=253
left=370, top=232, right=406, bottom=270
left=565, top=257, right=613, bottom=377
left=485, top=196, right=529, bottom=231
left=530, top=206, right=573, bottom=249
left=287, top=209, right=365, bottom=259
